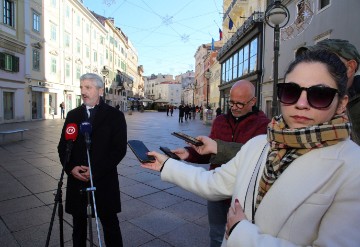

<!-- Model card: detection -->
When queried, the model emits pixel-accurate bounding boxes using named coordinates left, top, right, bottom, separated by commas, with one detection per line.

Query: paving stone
left=129, top=210, right=187, bottom=237
left=138, top=191, right=184, bottom=209
left=17, top=173, right=58, bottom=194
left=120, top=182, right=159, bottom=198
left=164, top=200, right=207, bottom=222
left=0, top=195, right=44, bottom=216
left=161, top=222, right=209, bottom=247
left=2, top=206, right=53, bottom=232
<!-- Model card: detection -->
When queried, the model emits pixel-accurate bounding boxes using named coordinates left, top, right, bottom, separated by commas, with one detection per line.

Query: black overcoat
left=58, top=100, right=127, bottom=217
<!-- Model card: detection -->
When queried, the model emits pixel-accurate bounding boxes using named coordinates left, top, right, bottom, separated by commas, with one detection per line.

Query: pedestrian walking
left=178, top=104, right=184, bottom=123
left=60, top=102, right=65, bottom=119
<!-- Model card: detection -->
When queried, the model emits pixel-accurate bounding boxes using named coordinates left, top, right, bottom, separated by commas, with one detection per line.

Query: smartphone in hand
left=159, top=146, right=181, bottom=160
left=171, top=132, right=203, bottom=146
left=128, top=140, right=155, bottom=163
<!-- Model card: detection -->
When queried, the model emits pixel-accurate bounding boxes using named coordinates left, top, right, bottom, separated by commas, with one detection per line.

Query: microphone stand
left=83, top=134, right=102, bottom=247
left=45, top=142, right=73, bottom=247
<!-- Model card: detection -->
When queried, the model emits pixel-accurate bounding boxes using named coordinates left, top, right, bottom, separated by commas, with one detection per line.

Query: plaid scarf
left=256, top=113, right=351, bottom=209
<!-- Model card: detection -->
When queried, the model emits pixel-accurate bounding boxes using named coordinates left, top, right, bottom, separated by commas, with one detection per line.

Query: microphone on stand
left=64, top=123, right=78, bottom=164
left=80, top=122, right=92, bottom=150
left=79, top=121, right=103, bottom=246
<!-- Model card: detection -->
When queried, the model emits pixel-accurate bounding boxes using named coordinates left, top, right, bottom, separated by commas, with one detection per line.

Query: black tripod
left=45, top=142, right=73, bottom=247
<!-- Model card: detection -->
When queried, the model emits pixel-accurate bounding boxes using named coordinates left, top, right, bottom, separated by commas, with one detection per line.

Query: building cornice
left=0, top=32, right=27, bottom=54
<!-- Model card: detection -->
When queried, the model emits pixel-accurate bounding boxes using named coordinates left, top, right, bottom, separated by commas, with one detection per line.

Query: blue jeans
left=207, top=200, right=229, bottom=247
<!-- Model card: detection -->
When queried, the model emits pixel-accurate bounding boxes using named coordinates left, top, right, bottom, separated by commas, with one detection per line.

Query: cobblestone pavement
left=0, top=110, right=213, bottom=247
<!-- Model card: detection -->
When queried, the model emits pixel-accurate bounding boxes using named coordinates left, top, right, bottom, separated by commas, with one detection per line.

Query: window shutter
left=0, top=53, right=5, bottom=70
left=13, top=55, right=19, bottom=72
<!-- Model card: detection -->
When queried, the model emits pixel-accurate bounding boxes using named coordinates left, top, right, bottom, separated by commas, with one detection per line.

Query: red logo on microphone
left=66, top=126, right=76, bottom=135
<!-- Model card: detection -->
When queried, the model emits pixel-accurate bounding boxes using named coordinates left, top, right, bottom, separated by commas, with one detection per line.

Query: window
left=3, top=0, right=14, bottom=27
left=86, top=46, right=89, bottom=58
left=76, top=40, right=81, bottom=53
left=232, top=53, right=238, bottom=79
left=50, top=24, right=57, bottom=41
left=249, top=38, right=258, bottom=72
left=3, top=91, right=14, bottom=120
left=0, top=52, right=19, bottom=72
left=76, top=66, right=81, bottom=79
left=65, top=63, right=70, bottom=78
left=65, top=5, right=70, bottom=18
left=225, top=59, right=231, bottom=82
left=77, top=15, right=80, bottom=26
left=221, top=36, right=259, bottom=83
left=33, top=11, right=40, bottom=32
left=86, top=23, right=89, bottom=34
left=243, top=44, right=249, bottom=74
left=238, top=48, right=244, bottom=77
left=51, top=57, right=57, bottom=74
left=93, top=50, right=97, bottom=62
left=32, top=49, right=40, bottom=71
left=319, top=0, right=330, bottom=10
left=51, top=0, right=56, bottom=8
left=221, top=63, right=226, bottom=83
left=64, top=33, right=70, bottom=48
left=100, top=54, right=103, bottom=65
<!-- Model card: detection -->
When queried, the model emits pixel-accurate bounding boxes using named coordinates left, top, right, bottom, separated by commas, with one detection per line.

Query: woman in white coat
left=141, top=50, right=360, bottom=246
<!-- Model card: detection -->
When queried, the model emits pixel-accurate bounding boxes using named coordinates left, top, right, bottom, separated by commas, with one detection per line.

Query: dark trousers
left=72, top=214, right=123, bottom=247
left=207, top=200, right=228, bottom=247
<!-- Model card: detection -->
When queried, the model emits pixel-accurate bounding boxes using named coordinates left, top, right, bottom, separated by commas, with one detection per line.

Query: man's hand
left=172, top=148, right=189, bottom=160
left=188, top=136, right=218, bottom=155
left=71, top=166, right=90, bottom=182
left=225, top=199, right=247, bottom=239
left=141, top=151, right=169, bottom=171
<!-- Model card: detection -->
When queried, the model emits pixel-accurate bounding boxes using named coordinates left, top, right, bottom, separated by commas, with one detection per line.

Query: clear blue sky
left=83, top=0, right=223, bottom=76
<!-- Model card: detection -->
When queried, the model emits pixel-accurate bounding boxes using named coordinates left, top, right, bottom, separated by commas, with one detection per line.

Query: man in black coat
left=58, top=73, right=127, bottom=247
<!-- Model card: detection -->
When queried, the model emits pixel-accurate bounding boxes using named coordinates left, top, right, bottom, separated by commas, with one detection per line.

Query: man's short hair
left=296, top=39, right=360, bottom=71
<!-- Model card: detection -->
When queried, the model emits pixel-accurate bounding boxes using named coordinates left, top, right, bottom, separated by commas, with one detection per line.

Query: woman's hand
left=141, top=151, right=169, bottom=171
left=188, top=136, right=218, bottom=155
left=172, top=148, right=189, bottom=160
left=225, top=199, right=247, bottom=239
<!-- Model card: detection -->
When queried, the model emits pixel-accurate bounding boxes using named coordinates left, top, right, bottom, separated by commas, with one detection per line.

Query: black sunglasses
left=277, top=82, right=339, bottom=109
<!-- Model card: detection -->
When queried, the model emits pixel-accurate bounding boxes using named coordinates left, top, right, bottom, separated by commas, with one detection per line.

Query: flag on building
left=228, top=15, right=234, bottom=30
left=211, top=38, right=215, bottom=50
left=219, top=28, right=223, bottom=40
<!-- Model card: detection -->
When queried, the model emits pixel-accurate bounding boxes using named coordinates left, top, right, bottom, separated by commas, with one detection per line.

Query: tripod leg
left=87, top=192, right=94, bottom=247
left=45, top=169, right=65, bottom=247
left=58, top=192, right=64, bottom=247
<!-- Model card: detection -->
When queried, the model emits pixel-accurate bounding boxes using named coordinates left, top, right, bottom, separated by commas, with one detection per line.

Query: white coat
left=161, top=135, right=360, bottom=247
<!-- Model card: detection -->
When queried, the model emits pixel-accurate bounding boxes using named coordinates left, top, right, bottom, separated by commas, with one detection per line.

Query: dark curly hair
left=284, top=49, right=348, bottom=98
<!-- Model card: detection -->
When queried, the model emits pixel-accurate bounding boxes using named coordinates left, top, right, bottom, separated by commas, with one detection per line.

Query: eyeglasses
left=228, top=97, right=254, bottom=109
left=277, top=82, right=339, bottom=109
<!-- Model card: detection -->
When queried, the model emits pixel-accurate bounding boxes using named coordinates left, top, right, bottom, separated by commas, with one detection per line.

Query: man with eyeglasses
left=296, top=39, right=360, bottom=145
left=172, top=80, right=269, bottom=247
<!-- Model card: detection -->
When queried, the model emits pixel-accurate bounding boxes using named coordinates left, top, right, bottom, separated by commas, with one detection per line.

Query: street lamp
left=100, top=66, right=109, bottom=100
left=265, top=0, right=290, bottom=117
left=204, top=70, right=212, bottom=109
left=192, top=80, right=197, bottom=106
